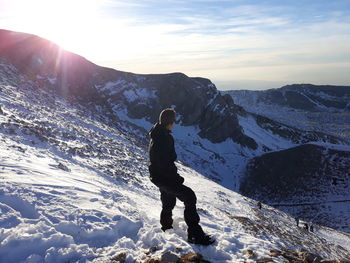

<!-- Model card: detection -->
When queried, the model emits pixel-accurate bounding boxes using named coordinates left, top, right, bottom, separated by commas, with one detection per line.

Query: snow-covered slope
left=1, top=64, right=350, bottom=263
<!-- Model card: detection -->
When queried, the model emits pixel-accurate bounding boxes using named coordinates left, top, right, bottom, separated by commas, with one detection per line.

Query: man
left=148, top=108, right=214, bottom=245
left=257, top=201, right=262, bottom=210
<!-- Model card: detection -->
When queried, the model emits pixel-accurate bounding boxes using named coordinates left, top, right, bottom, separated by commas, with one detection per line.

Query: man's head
left=159, top=108, right=176, bottom=130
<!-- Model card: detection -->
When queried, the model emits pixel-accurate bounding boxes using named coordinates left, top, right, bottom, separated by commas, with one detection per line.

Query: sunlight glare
left=11, top=0, right=107, bottom=58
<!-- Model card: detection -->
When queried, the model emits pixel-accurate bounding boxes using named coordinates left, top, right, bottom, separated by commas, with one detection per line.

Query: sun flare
left=9, top=0, right=105, bottom=57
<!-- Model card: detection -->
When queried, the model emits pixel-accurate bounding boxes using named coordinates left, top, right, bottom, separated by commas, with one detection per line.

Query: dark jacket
left=148, top=123, right=184, bottom=185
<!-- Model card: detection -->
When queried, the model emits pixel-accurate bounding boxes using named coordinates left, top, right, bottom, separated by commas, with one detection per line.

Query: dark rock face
left=125, top=73, right=218, bottom=126
left=240, top=143, right=350, bottom=231
left=198, top=94, right=256, bottom=147
left=240, top=144, right=350, bottom=202
left=102, top=72, right=257, bottom=148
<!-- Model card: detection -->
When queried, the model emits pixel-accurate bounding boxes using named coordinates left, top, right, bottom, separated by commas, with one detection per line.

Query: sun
left=9, top=0, right=105, bottom=58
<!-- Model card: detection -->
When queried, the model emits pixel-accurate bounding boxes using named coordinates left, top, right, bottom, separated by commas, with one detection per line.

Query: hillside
left=240, top=143, right=350, bottom=232
left=1, top=59, right=350, bottom=262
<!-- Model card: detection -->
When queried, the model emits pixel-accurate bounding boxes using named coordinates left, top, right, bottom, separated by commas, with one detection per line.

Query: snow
left=97, top=79, right=138, bottom=96
left=48, top=77, right=57, bottom=85
left=1, top=66, right=350, bottom=262
left=238, top=114, right=295, bottom=151
left=113, top=107, right=151, bottom=131
left=123, top=88, right=157, bottom=103
left=3, top=147, right=349, bottom=263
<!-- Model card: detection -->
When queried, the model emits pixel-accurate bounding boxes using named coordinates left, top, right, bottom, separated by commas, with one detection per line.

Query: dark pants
left=156, top=182, right=203, bottom=237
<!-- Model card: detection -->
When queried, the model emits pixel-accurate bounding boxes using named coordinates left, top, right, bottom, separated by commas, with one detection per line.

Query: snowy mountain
left=223, top=84, right=350, bottom=140
left=1, top=29, right=350, bottom=262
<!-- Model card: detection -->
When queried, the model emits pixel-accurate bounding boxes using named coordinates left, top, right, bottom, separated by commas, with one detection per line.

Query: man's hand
left=176, top=174, right=185, bottom=185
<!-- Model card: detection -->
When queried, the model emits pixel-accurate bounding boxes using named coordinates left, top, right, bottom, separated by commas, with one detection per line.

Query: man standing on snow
left=148, top=108, right=214, bottom=245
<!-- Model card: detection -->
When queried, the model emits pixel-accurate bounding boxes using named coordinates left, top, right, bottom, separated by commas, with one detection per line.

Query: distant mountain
left=1, top=29, right=350, bottom=233
left=223, top=84, right=350, bottom=140
left=231, top=84, right=350, bottom=112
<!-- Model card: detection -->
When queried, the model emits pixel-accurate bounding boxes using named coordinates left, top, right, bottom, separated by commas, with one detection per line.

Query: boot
left=188, top=233, right=215, bottom=245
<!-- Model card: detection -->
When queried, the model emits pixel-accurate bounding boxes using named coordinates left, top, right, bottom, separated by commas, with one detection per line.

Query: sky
left=1, top=0, right=350, bottom=90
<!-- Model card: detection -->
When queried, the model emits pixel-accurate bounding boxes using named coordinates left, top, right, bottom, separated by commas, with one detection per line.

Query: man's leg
left=178, top=185, right=204, bottom=238
left=159, top=183, right=203, bottom=237
left=160, top=190, right=176, bottom=231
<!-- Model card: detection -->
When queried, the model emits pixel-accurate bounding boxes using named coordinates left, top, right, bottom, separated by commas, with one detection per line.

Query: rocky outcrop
left=115, top=72, right=257, bottom=147
left=198, top=93, right=256, bottom=147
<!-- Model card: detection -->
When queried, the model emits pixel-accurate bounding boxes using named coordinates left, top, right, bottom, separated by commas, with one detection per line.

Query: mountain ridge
left=223, top=84, right=350, bottom=141
left=0, top=29, right=258, bottom=149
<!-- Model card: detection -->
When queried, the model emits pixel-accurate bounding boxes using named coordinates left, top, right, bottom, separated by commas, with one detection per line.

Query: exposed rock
left=336, top=260, right=350, bottom=263
left=145, top=252, right=212, bottom=263
left=198, top=93, right=257, bottom=148
left=175, top=247, right=183, bottom=253
left=280, top=250, right=303, bottom=263
left=160, top=251, right=181, bottom=263
left=57, top=162, right=69, bottom=171
left=145, top=246, right=158, bottom=255
left=256, top=257, right=273, bottom=263
left=181, top=253, right=211, bottom=263
left=111, top=252, right=127, bottom=263
left=120, top=72, right=257, bottom=148
left=144, top=258, right=161, bottom=263
left=297, top=249, right=322, bottom=263
left=269, top=250, right=282, bottom=257
left=244, top=249, right=255, bottom=259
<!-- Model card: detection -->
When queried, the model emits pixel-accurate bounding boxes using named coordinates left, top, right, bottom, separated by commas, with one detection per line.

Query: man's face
left=167, top=121, right=175, bottom=130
